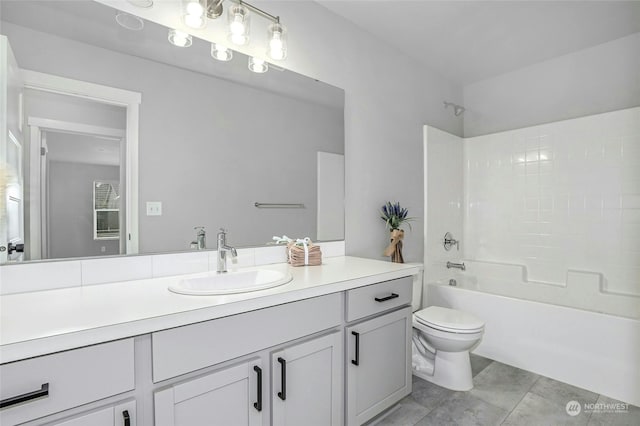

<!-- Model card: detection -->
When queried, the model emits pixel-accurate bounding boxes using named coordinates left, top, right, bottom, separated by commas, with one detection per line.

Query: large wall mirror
left=0, top=0, right=345, bottom=264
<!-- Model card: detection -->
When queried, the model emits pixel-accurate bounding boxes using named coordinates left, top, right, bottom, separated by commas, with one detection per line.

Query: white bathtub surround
left=0, top=240, right=345, bottom=295
left=423, top=126, right=464, bottom=282
left=464, top=107, right=640, bottom=298
left=452, top=260, right=639, bottom=319
left=426, top=280, right=640, bottom=407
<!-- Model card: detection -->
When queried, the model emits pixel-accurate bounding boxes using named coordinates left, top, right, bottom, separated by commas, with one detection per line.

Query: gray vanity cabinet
left=345, top=277, right=413, bottom=425
left=154, top=359, right=263, bottom=426
left=271, top=332, right=343, bottom=426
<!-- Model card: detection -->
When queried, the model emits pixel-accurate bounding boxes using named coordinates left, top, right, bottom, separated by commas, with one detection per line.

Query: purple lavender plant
left=380, top=201, right=414, bottom=230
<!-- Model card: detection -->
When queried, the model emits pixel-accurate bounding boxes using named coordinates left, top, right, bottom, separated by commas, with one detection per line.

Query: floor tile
left=470, top=353, right=493, bottom=377
left=410, top=375, right=458, bottom=411
left=469, top=361, right=539, bottom=411
left=415, top=391, right=509, bottom=426
left=587, top=395, right=640, bottom=426
left=530, top=376, right=599, bottom=408
left=502, top=392, right=590, bottom=426
left=366, top=396, right=431, bottom=426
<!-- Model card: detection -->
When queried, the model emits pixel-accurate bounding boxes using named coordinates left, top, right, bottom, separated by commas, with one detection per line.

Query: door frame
left=22, top=69, right=141, bottom=256
left=28, top=119, right=125, bottom=259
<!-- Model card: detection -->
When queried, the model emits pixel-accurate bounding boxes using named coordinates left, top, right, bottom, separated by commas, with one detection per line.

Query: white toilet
left=411, top=305, right=484, bottom=391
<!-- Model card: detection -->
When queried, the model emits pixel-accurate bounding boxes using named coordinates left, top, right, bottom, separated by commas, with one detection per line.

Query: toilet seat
left=414, top=306, right=484, bottom=334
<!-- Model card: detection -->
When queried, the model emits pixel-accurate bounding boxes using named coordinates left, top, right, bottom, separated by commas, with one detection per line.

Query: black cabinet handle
left=375, top=293, right=399, bottom=302
left=277, top=357, right=286, bottom=401
left=351, top=331, right=360, bottom=366
left=123, top=410, right=131, bottom=426
left=0, top=383, right=49, bottom=409
left=253, top=365, right=262, bottom=412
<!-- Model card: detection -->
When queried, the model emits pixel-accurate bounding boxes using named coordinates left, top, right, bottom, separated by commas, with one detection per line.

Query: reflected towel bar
left=254, top=202, right=305, bottom=208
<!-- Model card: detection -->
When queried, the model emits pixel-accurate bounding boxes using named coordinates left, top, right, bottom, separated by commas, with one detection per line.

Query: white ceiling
left=318, top=0, right=640, bottom=85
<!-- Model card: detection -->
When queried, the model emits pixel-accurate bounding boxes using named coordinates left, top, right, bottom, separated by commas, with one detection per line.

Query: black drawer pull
left=0, top=383, right=49, bottom=409
left=375, top=293, right=399, bottom=302
left=351, top=331, right=360, bottom=366
left=123, top=410, right=131, bottom=426
left=277, top=357, right=286, bottom=401
left=253, top=365, right=262, bottom=411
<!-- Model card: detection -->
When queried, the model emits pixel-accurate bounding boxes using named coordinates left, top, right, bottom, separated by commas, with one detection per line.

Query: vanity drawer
left=346, top=276, right=412, bottom=322
left=0, top=339, right=135, bottom=426
left=152, top=293, right=342, bottom=382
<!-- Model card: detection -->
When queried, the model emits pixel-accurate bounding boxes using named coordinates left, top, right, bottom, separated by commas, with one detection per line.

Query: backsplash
left=0, top=241, right=345, bottom=295
left=464, top=107, right=640, bottom=296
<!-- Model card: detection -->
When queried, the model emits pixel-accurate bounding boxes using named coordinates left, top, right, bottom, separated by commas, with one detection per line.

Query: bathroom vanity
left=0, top=257, right=421, bottom=426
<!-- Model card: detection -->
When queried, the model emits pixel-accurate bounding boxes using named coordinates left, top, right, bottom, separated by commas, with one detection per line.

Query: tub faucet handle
left=444, top=232, right=459, bottom=251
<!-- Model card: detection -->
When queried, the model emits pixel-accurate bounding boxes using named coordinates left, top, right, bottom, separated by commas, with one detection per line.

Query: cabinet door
left=346, top=307, right=412, bottom=426
left=48, top=400, right=135, bottom=426
left=271, top=332, right=342, bottom=426
left=154, top=359, right=263, bottom=426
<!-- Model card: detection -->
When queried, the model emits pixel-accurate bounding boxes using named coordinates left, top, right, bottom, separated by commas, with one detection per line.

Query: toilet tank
left=411, top=269, right=424, bottom=312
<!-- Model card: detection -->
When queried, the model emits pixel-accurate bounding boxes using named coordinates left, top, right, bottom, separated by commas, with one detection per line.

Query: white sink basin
left=169, top=269, right=293, bottom=295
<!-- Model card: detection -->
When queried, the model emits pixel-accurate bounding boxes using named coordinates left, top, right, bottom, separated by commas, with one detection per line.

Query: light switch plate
left=146, top=201, right=162, bottom=216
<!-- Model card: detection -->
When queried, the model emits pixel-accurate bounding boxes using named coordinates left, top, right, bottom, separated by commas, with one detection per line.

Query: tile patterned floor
left=367, top=354, right=640, bottom=426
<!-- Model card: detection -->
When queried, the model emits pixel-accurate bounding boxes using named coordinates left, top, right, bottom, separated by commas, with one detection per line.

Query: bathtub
left=426, top=274, right=640, bottom=406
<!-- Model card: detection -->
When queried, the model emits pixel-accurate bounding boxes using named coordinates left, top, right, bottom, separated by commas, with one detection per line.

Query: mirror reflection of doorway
left=25, top=89, right=127, bottom=260
left=41, top=130, right=123, bottom=259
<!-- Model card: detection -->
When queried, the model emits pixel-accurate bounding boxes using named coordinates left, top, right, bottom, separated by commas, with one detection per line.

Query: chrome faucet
left=217, top=228, right=237, bottom=273
left=194, top=226, right=206, bottom=250
left=446, top=261, right=466, bottom=271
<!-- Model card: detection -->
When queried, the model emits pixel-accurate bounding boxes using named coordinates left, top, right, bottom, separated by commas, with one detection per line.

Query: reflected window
left=93, top=181, right=120, bottom=240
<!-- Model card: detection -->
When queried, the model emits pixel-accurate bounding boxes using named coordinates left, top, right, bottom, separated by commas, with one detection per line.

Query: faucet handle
left=219, top=227, right=227, bottom=234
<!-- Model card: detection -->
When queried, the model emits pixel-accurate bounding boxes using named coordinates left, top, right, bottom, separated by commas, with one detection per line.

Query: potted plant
left=380, top=201, right=414, bottom=263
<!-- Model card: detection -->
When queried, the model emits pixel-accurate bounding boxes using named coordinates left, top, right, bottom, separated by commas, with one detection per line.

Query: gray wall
left=4, top=0, right=465, bottom=262
left=463, top=32, right=640, bottom=137
left=5, top=21, right=344, bottom=253
left=48, top=160, right=119, bottom=259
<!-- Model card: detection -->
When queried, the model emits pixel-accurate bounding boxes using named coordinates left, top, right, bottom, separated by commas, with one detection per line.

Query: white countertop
left=0, top=256, right=421, bottom=363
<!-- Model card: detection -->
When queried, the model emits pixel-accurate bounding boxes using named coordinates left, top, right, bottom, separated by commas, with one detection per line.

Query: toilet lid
left=415, top=306, right=484, bottom=332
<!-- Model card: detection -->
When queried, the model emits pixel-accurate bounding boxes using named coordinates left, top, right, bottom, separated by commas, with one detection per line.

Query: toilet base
left=412, top=350, right=474, bottom=391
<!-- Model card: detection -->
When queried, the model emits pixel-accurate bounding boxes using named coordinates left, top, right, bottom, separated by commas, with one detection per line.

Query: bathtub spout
left=447, top=261, right=466, bottom=271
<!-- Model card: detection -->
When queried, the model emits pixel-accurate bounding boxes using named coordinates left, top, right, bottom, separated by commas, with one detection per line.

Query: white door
left=346, top=307, right=412, bottom=425
left=0, top=36, right=24, bottom=263
left=271, top=332, right=342, bottom=426
left=154, top=359, right=263, bottom=426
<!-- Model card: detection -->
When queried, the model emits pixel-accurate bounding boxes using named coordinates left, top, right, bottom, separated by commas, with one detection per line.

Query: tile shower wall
left=463, top=107, right=640, bottom=296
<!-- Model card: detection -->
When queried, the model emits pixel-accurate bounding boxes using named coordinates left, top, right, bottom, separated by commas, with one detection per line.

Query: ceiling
left=318, top=0, right=640, bottom=85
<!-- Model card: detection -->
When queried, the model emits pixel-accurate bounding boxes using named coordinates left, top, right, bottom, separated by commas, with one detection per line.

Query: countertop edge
left=1, top=260, right=422, bottom=363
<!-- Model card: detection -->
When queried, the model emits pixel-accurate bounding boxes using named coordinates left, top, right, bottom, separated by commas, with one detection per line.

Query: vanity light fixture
left=267, top=22, right=287, bottom=60
left=211, top=43, right=233, bottom=61
left=168, top=29, right=193, bottom=47
left=248, top=56, right=268, bottom=73
left=228, top=3, right=250, bottom=45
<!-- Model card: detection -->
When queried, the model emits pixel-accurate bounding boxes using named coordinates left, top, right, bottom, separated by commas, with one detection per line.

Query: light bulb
left=230, top=15, right=245, bottom=35
left=185, top=1, right=204, bottom=16
left=227, top=5, right=249, bottom=45
left=267, top=22, right=287, bottom=60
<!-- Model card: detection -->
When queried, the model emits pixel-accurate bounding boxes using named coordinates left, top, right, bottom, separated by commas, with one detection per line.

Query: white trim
left=27, top=117, right=124, bottom=140
left=22, top=70, right=141, bottom=106
left=22, top=70, right=141, bottom=255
